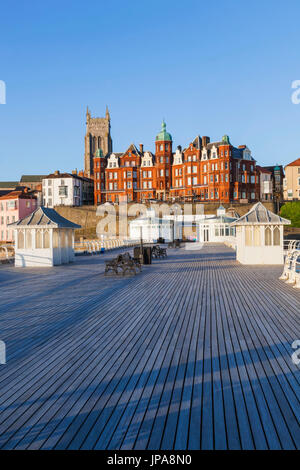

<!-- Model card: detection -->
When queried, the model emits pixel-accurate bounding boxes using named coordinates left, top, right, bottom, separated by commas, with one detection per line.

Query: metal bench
left=152, top=245, right=167, bottom=259
left=105, top=252, right=141, bottom=276
left=279, top=249, right=300, bottom=287
left=168, top=240, right=182, bottom=249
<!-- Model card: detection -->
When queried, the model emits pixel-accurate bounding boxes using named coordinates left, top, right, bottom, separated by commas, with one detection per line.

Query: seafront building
left=283, top=157, right=300, bottom=200
left=130, top=205, right=237, bottom=244
left=42, top=171, right=94, bottom=207
left=86, top=108, right=260, bottom=205
left=0, top=188, right=37, bottom=242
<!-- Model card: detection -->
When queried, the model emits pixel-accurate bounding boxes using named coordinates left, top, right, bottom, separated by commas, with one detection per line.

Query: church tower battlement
left=84, top=106, right=112, bottom=176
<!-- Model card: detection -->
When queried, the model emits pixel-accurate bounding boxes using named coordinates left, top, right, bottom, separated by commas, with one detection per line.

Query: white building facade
left=42, top=172, right=93, bottom=208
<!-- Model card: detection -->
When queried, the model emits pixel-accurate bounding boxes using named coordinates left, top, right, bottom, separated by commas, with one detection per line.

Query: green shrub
left=280, top=201, right=300, bottom=227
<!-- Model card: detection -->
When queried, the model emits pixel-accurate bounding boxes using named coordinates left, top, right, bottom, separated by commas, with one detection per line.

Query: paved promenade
left=0, top=244, right=299, bottom=449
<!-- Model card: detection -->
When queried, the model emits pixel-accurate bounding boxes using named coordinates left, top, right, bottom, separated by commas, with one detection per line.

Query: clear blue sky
left=1, top=0, right=300, bottom=180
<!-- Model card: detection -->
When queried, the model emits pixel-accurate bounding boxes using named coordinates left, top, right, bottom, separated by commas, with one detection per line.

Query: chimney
left=202, top=136, right=210, bottom=147
left=139, top=143, right=144, bottom=153
left=72, top=169, right=78, bottom=175
left=54, top=170, right=60, bottom=176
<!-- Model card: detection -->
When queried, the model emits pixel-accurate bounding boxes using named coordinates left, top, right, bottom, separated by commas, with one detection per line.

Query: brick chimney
left=54, top=170, right=60, bottom=176
left=139, top=143, right=144, bottom=153
left=202, top=136, right=210, bottom=147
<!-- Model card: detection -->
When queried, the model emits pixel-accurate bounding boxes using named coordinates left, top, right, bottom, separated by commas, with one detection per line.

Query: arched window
left=44, top=230, right=50, bottom=249
left=26, top=230, right=32, bottom=249
left=18, top=231, right=24, bottom=249
left=273, top=226, right=280, bottom=246
left=36, top=230, right=43, bottom=249
left=253, top=226, right=261, bottom=246
left=245, top=226, right=252, bottom=246
left=265, top=226, right=272, bottom=246
left=53, top=230, right=59, bottom=248
left=68, top=231, right=72, bottom=247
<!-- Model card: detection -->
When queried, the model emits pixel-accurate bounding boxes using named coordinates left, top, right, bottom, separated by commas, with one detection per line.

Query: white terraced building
left=42, top=171, right=94, bottom=207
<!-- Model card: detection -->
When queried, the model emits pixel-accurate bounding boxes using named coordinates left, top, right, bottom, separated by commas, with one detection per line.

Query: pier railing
left=74, top=238, right=140, bottom=255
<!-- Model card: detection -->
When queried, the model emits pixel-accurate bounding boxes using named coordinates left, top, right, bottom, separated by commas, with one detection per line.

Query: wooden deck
left=0, top=244, right=299, bottom=450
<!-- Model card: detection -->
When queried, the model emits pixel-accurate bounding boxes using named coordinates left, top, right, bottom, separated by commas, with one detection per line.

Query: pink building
left=0, top=190, right=37, bottom=242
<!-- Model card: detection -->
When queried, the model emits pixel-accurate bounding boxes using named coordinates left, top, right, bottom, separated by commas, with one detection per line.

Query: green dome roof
left=156, top=120, right=172, bottom=142
left=222, top=135, right=230, bottom=144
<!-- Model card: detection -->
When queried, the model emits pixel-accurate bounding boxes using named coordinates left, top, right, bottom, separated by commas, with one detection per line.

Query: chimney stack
left=202, top=136, right=210, bottom=147
left=54, top=170, right=60, bottom=176
left=139, top=143, right=144, bottom=153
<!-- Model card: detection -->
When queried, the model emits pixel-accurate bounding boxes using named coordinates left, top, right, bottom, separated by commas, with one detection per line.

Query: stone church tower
left=84, top=106, right=112, bottom=176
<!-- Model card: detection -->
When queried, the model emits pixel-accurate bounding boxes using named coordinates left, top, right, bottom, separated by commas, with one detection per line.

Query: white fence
left=74, top=238, right=140, bottom=255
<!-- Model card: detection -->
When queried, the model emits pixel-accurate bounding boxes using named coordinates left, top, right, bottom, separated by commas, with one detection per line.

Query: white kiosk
left=10, top=206, right=81, bottom=267
left=231, top=202, right=290, bottom=265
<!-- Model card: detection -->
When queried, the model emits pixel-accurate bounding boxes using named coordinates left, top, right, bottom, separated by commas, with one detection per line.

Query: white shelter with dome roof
left=9, top=206, right=81, bottom=267
left=231, top=202, right=290, bottom=265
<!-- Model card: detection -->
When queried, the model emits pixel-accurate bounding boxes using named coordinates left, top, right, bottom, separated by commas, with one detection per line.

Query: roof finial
left=106, top=105, right=110, bottom=120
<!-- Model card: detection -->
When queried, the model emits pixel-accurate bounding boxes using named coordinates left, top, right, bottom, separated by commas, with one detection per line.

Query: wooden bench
left=152, top=245, right=167, bottom=259
left=168, top=240, right=181, bottom=249
left=105, top=252, right=141, bottom=276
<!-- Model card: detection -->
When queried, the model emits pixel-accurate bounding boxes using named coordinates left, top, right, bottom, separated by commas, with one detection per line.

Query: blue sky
left=1, top=0, right=300, bottom=180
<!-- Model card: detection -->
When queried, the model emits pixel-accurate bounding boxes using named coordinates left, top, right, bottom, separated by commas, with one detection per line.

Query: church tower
left=84, top=106, right=112, bottom=176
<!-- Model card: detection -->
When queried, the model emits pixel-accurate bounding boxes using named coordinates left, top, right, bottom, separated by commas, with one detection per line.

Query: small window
left=26, top=230, right=32, bottom=249
left=273, top=226, right=280, bottom=246
left=265, top=227, right=272, bottom=246
left=18, top=231, right=25, bottom=249
left=245, top=226, right=252, bottom=246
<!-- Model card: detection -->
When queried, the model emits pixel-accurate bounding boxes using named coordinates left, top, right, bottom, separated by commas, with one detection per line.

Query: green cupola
left=222, top=135, right=230, bottom=144
left=156, top=120, right=172, bottom=142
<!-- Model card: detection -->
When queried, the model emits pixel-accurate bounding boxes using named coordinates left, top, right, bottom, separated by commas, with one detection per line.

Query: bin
left=134, top=246, right=152, bottom=264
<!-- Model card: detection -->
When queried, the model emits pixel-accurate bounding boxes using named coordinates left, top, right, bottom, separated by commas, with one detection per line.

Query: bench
left=105, top=252, right=141, bottom=276
left=152, top=245, right=167, bottom=259
left=168, top=240, right=182, bottom=249
left=279, top=249, right=300, bottom=288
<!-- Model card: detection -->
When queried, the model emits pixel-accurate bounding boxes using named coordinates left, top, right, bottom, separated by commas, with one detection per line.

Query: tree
left=280, top=201, right=300, bottom=227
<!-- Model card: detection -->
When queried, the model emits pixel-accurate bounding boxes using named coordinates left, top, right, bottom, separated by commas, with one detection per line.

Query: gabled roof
left=285, top=157, right=300, bottom=168
left=121, top=143, right=141, bottom=157
left=256, top=166, right=272, bottom=174
left=192, top=135, right=202, bottom=149
left=0, top=181, right=19, bottom=188
left=20, top=175, right=47, bottom=182
left=0, top=190, right=37, bottom=200
left=9, top=206, right=81, bottom=229
left=231, top=202, right=290, bottom=225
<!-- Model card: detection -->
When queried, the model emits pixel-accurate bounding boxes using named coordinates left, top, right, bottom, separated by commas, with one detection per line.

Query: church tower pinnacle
left=84, top=106, right=113, bottom=176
